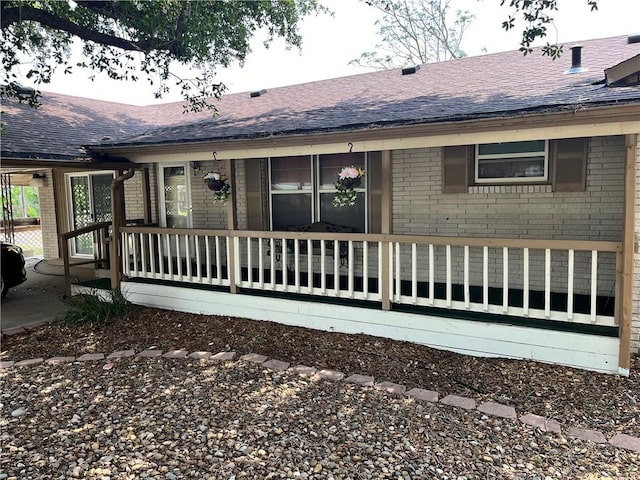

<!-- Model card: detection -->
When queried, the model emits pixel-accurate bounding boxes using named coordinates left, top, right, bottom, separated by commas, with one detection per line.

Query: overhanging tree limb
left=1, top=5, right=147, bottom=51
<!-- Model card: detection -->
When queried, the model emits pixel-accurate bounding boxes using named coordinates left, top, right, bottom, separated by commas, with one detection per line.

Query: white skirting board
left=121, top=282, right=621, bottom=374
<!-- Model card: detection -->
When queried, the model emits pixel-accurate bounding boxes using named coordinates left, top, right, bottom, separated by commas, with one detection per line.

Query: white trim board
left=122, top=282, right=621, bottom=375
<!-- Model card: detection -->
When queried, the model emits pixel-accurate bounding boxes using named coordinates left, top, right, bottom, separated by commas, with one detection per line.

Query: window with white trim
left=269, top=153, right=367, bottom=232
left=475, top=140, right=548, bottom=183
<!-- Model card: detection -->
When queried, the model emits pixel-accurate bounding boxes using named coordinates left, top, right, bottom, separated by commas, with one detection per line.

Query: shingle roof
left=1, top=94, right=140, bottom=160
left=2, top=35, right=639, bottom=160
left=98, top=35, right=640, bottom=148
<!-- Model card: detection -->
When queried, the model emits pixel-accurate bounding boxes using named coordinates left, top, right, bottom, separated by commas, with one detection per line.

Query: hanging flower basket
left=203, top=171, right=231, bottom=204
left=332, top=166, right=365, bottom=207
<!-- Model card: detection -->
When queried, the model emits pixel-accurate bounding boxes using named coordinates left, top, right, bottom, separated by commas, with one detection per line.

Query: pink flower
left=339, top=166, right=360, bottom=180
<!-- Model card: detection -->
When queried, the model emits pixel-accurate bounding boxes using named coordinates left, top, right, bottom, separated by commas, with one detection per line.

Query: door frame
left=157, top=163, right=193, bottom=229
left=65, top=170, right=115, bottom=257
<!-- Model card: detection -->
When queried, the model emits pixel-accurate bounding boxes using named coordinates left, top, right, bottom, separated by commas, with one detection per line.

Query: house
left=1, top=35, right=639, bottom=375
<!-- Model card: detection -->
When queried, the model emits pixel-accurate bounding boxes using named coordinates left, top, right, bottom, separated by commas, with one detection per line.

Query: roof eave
left=88, top=99, right=640, bottom=153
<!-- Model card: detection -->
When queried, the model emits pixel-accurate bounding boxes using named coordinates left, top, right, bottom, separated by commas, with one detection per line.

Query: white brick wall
left=124, top=170, right=146, bottom=221
left=38, top=169, right=58, bottom=259
left=190, top=160, right=228, bottom=229
left=393, top=137, right=624, bottom=241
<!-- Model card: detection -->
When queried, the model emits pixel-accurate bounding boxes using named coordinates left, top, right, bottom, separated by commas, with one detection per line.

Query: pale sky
left=22, top=0, right=640, bottom=105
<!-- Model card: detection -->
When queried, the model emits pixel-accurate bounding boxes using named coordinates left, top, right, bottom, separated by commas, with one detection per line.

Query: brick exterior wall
left=235, top=160, right=248, bottom=230
left=124, top=170, right=146, bottom=222
left=189, top=160, right=229, bottom=229
left=38, top=169, right=58, bottom=259
left=392, top=137, right=624, bottom=241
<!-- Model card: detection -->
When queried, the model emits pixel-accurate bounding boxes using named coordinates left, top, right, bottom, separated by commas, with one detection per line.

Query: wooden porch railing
left=59, top=222, right=111, bottom=296
left=120, top=226, right=622, bottom=328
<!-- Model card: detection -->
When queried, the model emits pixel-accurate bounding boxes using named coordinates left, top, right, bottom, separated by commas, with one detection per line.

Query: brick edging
left=2, top=349, right=639, bottom=454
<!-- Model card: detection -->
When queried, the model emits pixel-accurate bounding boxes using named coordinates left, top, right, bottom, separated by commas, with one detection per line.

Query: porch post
left=110, top=169, right=135, bottom=292
left=618, top=134, right=637, bottom=374
left=226, top=159, right=238, bottom=294
left=141, top=167, right=152, bottom=224
left=381, top=150, right=392, bottom=310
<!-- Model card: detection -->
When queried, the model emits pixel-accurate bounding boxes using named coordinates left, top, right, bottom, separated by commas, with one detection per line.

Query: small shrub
left=61, top=289, right=129, bottom=326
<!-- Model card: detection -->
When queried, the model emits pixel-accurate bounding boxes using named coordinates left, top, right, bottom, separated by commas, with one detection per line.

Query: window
left=269, top=153, right=367, bottom=232
left=475, top=140, right=548, bottom=183
left=442, top=138, right=587, bottom=193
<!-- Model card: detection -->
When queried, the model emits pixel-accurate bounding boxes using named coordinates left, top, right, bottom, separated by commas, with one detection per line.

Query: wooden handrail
left=58, top=221, right=112, bottom=296
left=59, top=221, right=111, bottom=241
left=119, top=225, right=623, bottom=253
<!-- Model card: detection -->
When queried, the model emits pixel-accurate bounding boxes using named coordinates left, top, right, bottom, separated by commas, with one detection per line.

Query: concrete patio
left=1, top=257, right=96, bottom=332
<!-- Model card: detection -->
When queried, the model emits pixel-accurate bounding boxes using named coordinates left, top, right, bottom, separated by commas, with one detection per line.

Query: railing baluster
left=205, top=236, right=211, bottom=283
left=176, top=235, right=182, bottom=280
left=411, top=243, right=417, bottom=303
left=259, top=237, right=265, bottom=288
left=294, top=239, right=300, bottom=292
left=247, top=237, right=253, bottom=288
left=464, top=245, right=469, bottom=309
left=321, top=240, right=327, bottom=293
left=233, top=237, right=240, bottom=287
left=166, top=234, right=173, bottom=277
left=194, top=235, right=200, bottom=282
left=544, top=248, right=551, bottom=318
left=307, top=239, right=312, bottom=291
left=121, top=232, right=128, bottom=276
left=348, top=241, right=354, bottom=298
left=215, top=236, right=222, bottom=281
left=363, top=241, right=369, bottom=297
left=283, top=237, right=288, bottom=289
left=132, top=233, right=139, bottom=277
left=334, top=240, right=339, bottom=295
left=483, top=246, right=489, bottom=311
left=377, top=241, right=382, bottom=297
left=591, top=250, right=598, bottom=323
left=446, top=245, right=452, bottom=307
left=567, top=249, right=574, bottom=320
left=428, top=244, right=434, bottom=306
left=269, top=238, right=275, bottom=289
left=523, top=248, right=529, bottom=316
left=389, top=242, right=394, bottom=303
left=503, top=246, right=508, bottom=313
left=185, top=235, right=192, bottom=281
left=149, top=233, right=156, bottom=277
left=139, top=232, right=147, bottom=276
left=394, top=242, right=401, bottom=302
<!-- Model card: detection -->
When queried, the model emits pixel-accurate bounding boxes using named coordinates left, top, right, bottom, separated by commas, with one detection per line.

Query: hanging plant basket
left=203, top=172, right=231, bottom=204
left=332, top=166, right=365, bottom=207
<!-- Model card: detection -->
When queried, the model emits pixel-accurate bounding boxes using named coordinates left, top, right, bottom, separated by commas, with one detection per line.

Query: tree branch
left=2, top=5, right=151, bottom=52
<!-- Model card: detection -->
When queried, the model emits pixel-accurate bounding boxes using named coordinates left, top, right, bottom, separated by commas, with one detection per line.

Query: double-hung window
left=475, top=140, right=548, bottom=183
left=269, top=153, right=367, bottom=232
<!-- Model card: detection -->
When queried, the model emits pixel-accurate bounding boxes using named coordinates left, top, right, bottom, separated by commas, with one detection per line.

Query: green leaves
left=1, top=0, right=323, bottom=111
left=499, top=0, right=599, bottom=58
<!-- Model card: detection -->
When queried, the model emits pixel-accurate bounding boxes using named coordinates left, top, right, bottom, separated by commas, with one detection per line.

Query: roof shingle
left=2, top=35, right=638, bottom=160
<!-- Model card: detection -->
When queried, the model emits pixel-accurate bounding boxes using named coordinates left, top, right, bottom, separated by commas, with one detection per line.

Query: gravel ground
left=2, top=305, right=639, bottom=441
left=2, top=357, right=639, bottom=480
